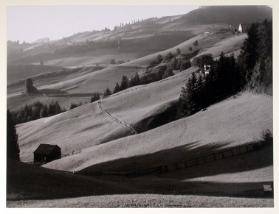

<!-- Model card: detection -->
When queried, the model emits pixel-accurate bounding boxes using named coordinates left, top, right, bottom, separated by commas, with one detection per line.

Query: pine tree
left=131, top=72, right=140, bottom=86
left=120, top=75, right=129, bottom=90
left=176, top=48, right=181, bottom=55
left=195, top=74, right=204, bottom=109
left=156, top=54, right=163, bottom=64
left=54, top=101, right=61, bottom=114
left=241, top=23, right=260, bottom=79
left=178, top=73, right=197, bottom=116
left=113, top=82, right=121, bottom=93
left=193, top=40, right=199, bottom=46
left=7, top=110, right=20, bottom=161
left=90, top=93, right=100, bottom=102
left=104, top=88, right=112, bottom=97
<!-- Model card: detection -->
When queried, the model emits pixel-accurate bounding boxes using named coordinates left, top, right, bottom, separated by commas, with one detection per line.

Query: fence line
left=99, top=140, right=271, bottom=176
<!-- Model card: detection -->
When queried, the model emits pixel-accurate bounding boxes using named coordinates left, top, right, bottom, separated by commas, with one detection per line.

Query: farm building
left=34, top=144, right=61, bottom=163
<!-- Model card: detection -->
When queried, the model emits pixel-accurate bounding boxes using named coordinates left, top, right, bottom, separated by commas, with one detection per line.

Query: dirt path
left=97, top=97, right=137, bottom=135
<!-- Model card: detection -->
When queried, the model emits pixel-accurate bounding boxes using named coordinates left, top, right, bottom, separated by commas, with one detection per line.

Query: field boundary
left=99, top=140, right=272, bottom=176
left=97, top=97, right=137, bottom=135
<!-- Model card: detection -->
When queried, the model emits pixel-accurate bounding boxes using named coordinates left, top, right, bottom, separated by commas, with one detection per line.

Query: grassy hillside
left=7, top=65, right=103, bottom=95
left=39, top=92, right=272, bottom=172
left=16, top=67, right=196, bottom=162
left=7, top=64, right=62, bottom=85
left=8, top=26, right=245, bottom=112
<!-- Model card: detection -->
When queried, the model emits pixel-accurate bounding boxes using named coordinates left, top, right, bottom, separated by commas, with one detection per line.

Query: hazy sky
left=7, top=6, right=198, bottom=43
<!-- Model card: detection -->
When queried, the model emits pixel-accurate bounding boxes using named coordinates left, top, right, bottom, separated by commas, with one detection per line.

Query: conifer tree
left=104, top=88, right=112, bottom=97
left=113, top=82, right=121, bottom=93
left=7, top=110, right=20, bottom=161
left=120, top=75, right=129, bottom=90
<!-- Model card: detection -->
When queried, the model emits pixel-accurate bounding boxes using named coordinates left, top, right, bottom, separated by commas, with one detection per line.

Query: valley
left=6, top=5, right=273, bottom=208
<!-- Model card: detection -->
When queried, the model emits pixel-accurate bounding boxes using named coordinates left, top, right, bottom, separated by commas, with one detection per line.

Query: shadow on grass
left=78, top=140, right=272, bottom=177
left=7, top=142, right=273, bottom=200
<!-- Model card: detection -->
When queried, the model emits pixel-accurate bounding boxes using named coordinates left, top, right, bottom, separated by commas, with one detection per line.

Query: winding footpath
left=97, top=97, right=137, bottom=135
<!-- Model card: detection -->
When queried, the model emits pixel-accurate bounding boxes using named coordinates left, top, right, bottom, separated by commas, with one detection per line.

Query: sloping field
left=37, top=29, right=243, bottom=94
left=8, top=26, right=245, bottom=112
left=7, top=65, right=103, bottom=95
left=102, top=67, right=197, bottom=125
left=18, top=28, right=236, bottom=94
left=43, top=92, right=272, bottom=172
left=125, top=28, right=239, bottom=67
left=7, top=64, right=63, bottom=85
left=16, top=67, right=196, bottom=162
left=17, top=101, right=131, bottom=163
left=194, top=33, right=247, bottom=58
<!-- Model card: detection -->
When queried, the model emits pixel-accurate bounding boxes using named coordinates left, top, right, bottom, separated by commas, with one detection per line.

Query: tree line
left=178, top=53, right=242, bottom=117
left=10, top=101, right=66, bottom=124
left=178, top=19, right=272, bottom=117
left=102, top=48, right=197, bottom=97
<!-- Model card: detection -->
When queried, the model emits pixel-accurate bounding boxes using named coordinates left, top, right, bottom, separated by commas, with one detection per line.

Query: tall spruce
left=7, top=110, right=20, bottom=161
left=104, top=88, right=112, bottom=97
left=113, top=82, right=121, bottom=93
left=120, top=75, right=129, bottom=90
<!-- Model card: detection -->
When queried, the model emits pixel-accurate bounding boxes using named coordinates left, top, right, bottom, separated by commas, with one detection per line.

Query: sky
left=7, top=5, right=198, bottom=43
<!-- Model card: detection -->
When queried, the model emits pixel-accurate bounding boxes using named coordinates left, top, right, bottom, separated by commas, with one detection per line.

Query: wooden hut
left=34, top=144, right=61, bottom=163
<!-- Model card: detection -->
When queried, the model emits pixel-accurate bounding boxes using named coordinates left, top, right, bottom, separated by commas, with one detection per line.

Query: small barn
left=34, top=144, right=61, bottom=163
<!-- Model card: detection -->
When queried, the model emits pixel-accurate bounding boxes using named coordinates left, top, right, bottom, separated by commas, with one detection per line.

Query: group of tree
left=7, top=110, right=20, bottom=162
left=11, top=101, right=66, bottom=124
left=146, top=49, right=196, bottom=82
left=238, top=19, right=272, bottom=92
left=90, top=93, right=100, bottom=102
left=103, top=72, right=141, bottom=97
left=178, top=53, right=242, bottom=117
left=69, top=102, right=83, bottom=110
left=103, top=64, right=178, bottom=98
left=178, top=19, right=272, bottom=118
left=102, top=48, right=201, bottom=98
left=192, top=54, right=214, bottom=68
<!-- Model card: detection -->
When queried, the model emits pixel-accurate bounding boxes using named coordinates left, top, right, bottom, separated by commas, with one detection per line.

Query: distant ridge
left=181, top=6, right=272, bottom=25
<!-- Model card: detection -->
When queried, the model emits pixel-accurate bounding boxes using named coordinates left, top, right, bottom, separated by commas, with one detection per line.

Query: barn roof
left=34, top=144, right=60, bottom=155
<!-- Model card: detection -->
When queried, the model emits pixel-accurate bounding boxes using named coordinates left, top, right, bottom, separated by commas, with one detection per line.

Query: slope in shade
left=44, top=92, right=272, bottom=172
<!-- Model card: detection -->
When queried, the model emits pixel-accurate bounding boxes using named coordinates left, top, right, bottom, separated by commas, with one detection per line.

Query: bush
left=70, top=103, right=82, bottom=110
left=90, top=93, right=100, bottom=102
left=180, top=60, right=191, bottom=71
left=262, top=129, right=272, bottom=144
left=176, top=48, right=181, bottom=55
left=163, top=52, right=174, bottom=62
left=103, top=88, right=112, bottom=97
left=192, top=54, right=214, bottom=68
left=149, top=54, right=163, bottom=67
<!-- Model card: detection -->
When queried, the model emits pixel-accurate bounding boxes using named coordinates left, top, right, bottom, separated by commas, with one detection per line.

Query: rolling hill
left=8, top=5, right=273, bottom=206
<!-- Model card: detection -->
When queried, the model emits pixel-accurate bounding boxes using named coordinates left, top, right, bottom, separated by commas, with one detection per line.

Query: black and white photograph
left=3, top=1, right=275, bottom=208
